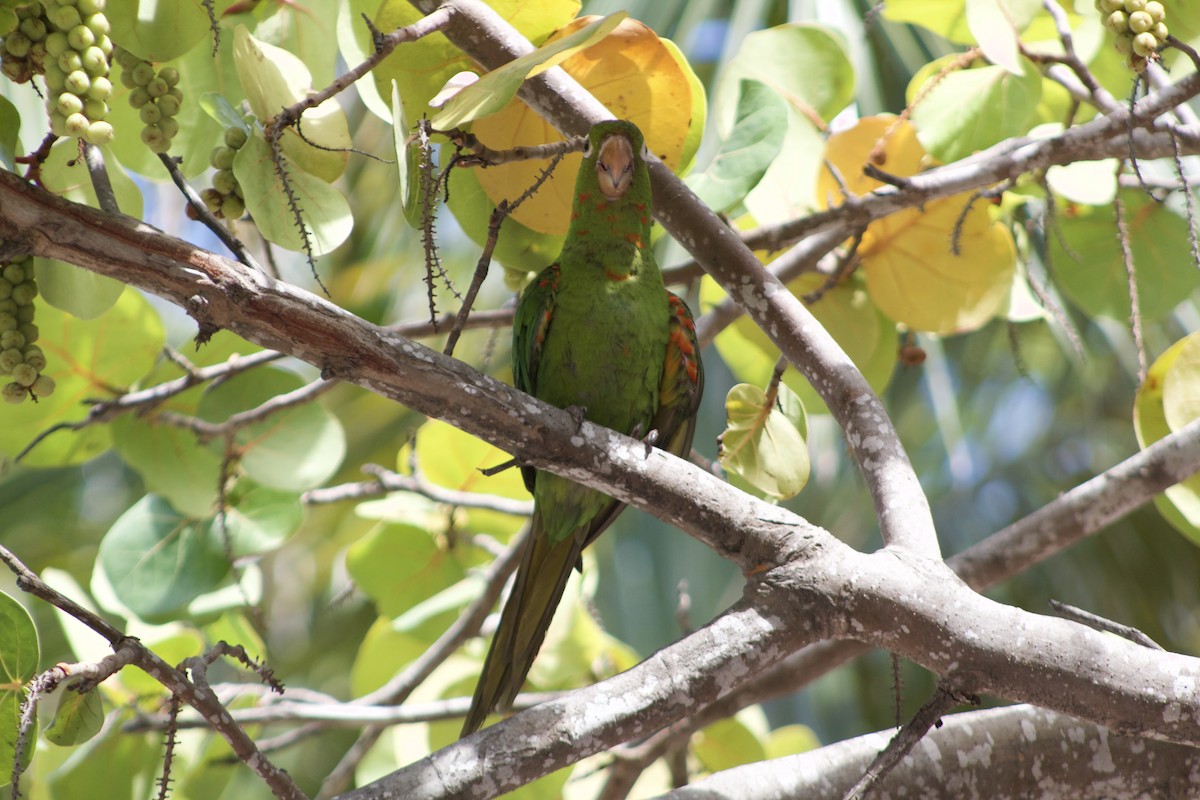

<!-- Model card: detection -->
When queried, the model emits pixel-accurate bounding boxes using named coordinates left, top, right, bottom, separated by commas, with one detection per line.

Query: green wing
left=651, top=291, right=704, bottom=460
left=512, top=264, right=560, bottom=493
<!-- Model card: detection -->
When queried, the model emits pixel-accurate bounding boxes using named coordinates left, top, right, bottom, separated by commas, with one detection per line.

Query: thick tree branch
left=657, top=705, right=1200, bottom=799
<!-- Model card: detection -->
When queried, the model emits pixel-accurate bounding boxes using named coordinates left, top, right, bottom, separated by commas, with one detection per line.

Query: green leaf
left=687, top=80, right=787, bottom=214
left=232, top=132, right=353, bottom=256
left=43, top=689, right=103, bottom=746
left=0, top=591, right=38, bottom=781
left=35, top=258, right=125, bottom=321
left=106, top=0, right=227, bottom=62
left=1051, top=190, right=1200, bottom=321
left=764, top=724, right=821, bottom=758
left=44, top=713, right=160, bottom=799
left=196, top=367, right=346, bottom=491
left=0, top=94, right=19, bottom=171
left=337, top=0, right=391, bottom=120
left=98, top=495, right=231, bottom=621
left=391, top=81, right=421, bottom=229
left=719, top=383, right=810, bottom=500
left=1135, top=333, right=1200, bottom=545
left=713, top=24, right=853, bottom=221
left=345, top=523, right=468, bottom=620
left=0, top=290, right=166, bottom=467
left=967, top=0, right=1044, bottom=74
left=223, top=479, right=303, bottom=557
left=910, top=60, right=1043, bottom=163
left=199, top=92, right=253, bottom=134
left=111, top=415, right=223, bottom=519
left=693, top=717, right=767, bottom=774
left=369, top=0, right=581, bottom=123
left=233, top=25, right=351, bottom=182
left=430, top=12, right=626, bottom=129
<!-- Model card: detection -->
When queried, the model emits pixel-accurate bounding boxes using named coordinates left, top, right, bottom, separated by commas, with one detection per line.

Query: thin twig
left=157, top=152, right=263, bottom=272
left=1049, top=600, right=1164, bottom=650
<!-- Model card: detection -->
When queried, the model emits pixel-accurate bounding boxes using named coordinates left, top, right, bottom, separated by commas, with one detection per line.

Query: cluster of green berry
left=0, top=4, right=49, bottom=85
left=0, top=256, right=52, bottom=404
left=115, top=48, right=181, bottom=154
left=1099, top=0, right=1169, bottom=72
left=42, top=0, right=114, bottom=145
left=198, top=127, right=248, bottom=220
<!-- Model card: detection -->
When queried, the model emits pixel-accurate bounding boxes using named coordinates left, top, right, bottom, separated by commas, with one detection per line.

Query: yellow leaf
left=472, top=16, right=702, bottom=236
left=817, top=116, right=1016, bottom=334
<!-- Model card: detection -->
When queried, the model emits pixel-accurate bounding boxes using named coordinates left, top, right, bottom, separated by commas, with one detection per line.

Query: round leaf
left=97, top=495, right=231, bottom=621
left=718, top=383, right=810, bottom=500
left=0, top=591, right=38, bottom=779
left=196, top=367, right=346, bottom=491
left=43, top=689, right=103, bottom=747
left=345, top=523, right=468, bottom=620
left=232, top=132, right=353, bottom=256
left=1051, top=191, right=1200, bottom=321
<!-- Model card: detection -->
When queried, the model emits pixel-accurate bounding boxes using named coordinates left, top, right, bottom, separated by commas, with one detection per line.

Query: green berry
left=130, top=61, right=154, bottom=85
left=1128, top=10, right=1153, bottom=31
left=55, top=91, right=83, bottom=116
left=140, top=123, right=168, bottom=152
left=11, top=281, right=36, bottom=305
left=64, top=111, right=89, bottom=137
left=1124, top=0, right=1147, bottom=11
left=19, top=17, right=46, bottom=41
left=58, top=49, right=82, bottom=73
left=0, top=310, right=13, bottom=330
left=1143, top=0, right=1164, bottom=20
left=15, top=304, right=34, bottom=324
left=5, top=31, right=31, bottom=58
left=118, top=64, right=136, bottom=87
left=1153, top=21, right=1169, bottom=41
left=12, top=362, right=36, bottom=387
left=2, top=382, right=26, bottom=404
left=51, top=6, right=81, bottom=32
left=0, top=348, right=19, bottom=372
left=158, top=116, right=178, bottom=140
left=2, top=263, right=25, bottom=284
left=64, top=69, right=89, bottom=94
left=84, top=119, right=113, bottom=145
left=114, top=48, right=137, bottom=70
left=0, top=300, right=15, bottom=316
left=156, top=92, right=181, bottom=117
left=138, top=101, right=161, bottom=124
left=96, top=33, right=111, bottom=57
left=1101, top=0, right=1125, bottom=11
left=85, top=74, right=110, bottom=99
left=17, top=323, right=36, bottom=344
left=81, top=45, right=106, bottom=76
left=83, top=13, right=108, bottom=37
left=43, top=31, right=67, bottom=57
left=211, top=145, right=236, bottom=170
left=224, top=126, right=248, bottom=149
left=158, top=66, right=179, bottom=86
left=1127, top=52, right=1148, bottom=71
left=31, top=374, right=54, bottom=398
left=128, top=86, right=150, bottom=108
left=22, top=347, right=44, bottom=371
left=0, top=330, right=23, bottom=351
left=220, top=194, right=245, bottom=220
left=83, top=97, right=106, bottom=117
left=66, top=23, right=94, bottom=50
left=0, top=279, right=10, bottom=300
left=145, top=76, right=168, bottom=98
left=212, top=168, right=237, bottom=195
left=200, top=188, right=223, bottom=212
left=77, top=0, right=105, bottom=14
left=1133, top=30, right=1159, bottom=54
left=1106, top=9, right=1129, bottom=30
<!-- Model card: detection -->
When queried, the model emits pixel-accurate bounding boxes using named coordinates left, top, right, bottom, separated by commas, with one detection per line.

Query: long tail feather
left=461, top=516, right=585, bottom=737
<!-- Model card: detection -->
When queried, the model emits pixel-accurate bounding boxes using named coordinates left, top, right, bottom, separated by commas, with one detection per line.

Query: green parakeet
left=461, top=120, right=704, bottom=737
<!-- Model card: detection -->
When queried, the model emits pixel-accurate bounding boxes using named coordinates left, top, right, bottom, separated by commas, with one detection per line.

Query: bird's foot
left=566, top=404, right=588, bottom=432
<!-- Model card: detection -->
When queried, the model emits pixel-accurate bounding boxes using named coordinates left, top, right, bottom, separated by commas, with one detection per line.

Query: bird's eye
left=582, top=138, right=592, bottom=157
left=641, top=142, right=650, bottom=159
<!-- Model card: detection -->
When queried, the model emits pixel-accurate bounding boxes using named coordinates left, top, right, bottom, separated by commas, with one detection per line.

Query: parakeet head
left=581, top=120, right=650, bottom=202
